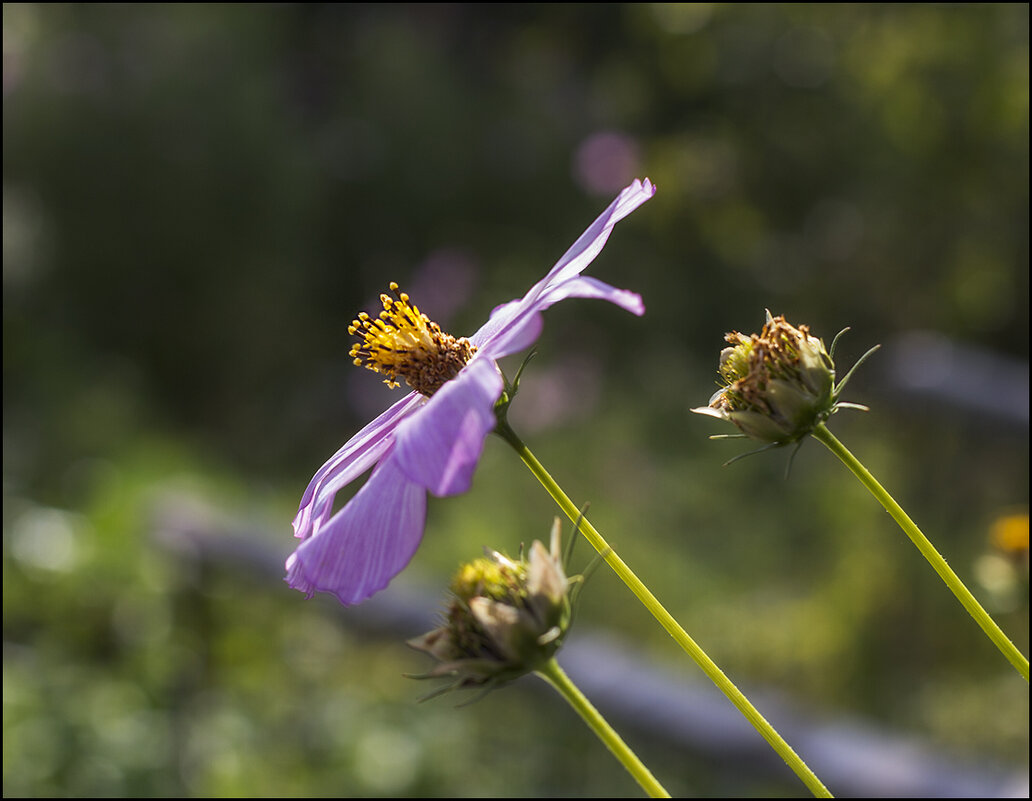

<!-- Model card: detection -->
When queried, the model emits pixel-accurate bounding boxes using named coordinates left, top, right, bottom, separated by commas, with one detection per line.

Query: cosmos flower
left=287, top=179, right=656, bottom=605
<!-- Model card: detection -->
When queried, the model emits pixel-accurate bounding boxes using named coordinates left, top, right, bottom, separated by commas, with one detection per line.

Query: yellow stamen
left=349, top=283, right=476, bottom=396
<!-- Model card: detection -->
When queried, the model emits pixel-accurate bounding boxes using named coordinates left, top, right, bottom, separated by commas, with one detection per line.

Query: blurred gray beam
left=878, top=332, right=1029, bottom=427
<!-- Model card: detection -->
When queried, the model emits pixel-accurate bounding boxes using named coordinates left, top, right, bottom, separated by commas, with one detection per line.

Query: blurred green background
left=4, top=4, right=1028, bottom=797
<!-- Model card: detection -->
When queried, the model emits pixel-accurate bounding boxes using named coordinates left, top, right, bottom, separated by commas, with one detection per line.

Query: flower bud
left=694, top=314, right=867, bottom=446
left=408, top=520, right=571, bottom=694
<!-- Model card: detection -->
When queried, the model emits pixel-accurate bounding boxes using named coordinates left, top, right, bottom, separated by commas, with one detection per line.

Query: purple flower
left=287, top=178, right=656, bottom=605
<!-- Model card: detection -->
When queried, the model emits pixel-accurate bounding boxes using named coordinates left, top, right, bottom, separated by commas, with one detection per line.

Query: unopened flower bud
left=408, top=520, right=571, bottom=695
left=694, top=313, right=874, bottom=447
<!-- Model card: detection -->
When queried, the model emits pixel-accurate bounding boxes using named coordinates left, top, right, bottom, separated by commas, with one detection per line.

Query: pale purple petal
left=537, top=275, right=645, bottom=317
left=543, top=177, right=655, bottom=288
left=473, top=275, right=646, bottom=360
left=292, top=392, right=423, bottom=540
left=471, top=299, right=546, bottom=361
left=471, top=178, right=655, bottom=358
left=286, top=455, right=427, bottom=606
left=393, top=356, right=505, bottom=496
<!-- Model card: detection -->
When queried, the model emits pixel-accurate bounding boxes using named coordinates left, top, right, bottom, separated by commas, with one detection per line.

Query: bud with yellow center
left=408, top=519, right=572, bottom=695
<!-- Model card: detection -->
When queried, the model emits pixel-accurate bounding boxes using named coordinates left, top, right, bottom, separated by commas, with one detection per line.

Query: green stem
left=536, top=658, right=670, bottom=798
left=812, top=422, right=1029, bottom=681
left=495, top=420, right=833, bottom=798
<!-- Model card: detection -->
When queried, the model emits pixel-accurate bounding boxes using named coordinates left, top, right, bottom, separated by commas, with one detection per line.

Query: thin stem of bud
left=495, top=419, right=834, bottom=798
left=535, top=658, right=670, bottom=798
left=812, top=423, right=1029, bottom=682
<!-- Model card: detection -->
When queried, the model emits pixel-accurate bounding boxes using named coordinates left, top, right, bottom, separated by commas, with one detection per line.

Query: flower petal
left=292, top=393, right=423, bottom=540
left=472, top=299, right=546, bottom=360
left=536, top=275, right=644, bottom=317
left=471, top=178, right=655, bottom=358
left=543, top=177, right=656, bottom=288
left=286, top=455, right=427, bottom=606
left=471, top=277, right=644, bottom=361
left=393, top=356, right=504, bottom=497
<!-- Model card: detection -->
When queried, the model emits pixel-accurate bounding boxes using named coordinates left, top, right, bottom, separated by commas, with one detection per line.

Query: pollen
left=349, top=282, right=476, bottom=396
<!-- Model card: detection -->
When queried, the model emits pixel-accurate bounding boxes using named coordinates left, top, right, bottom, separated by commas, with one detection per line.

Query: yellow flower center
left=450, top=556, right=526, bottom=603
left=349, top=282, right=476, bottom=396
